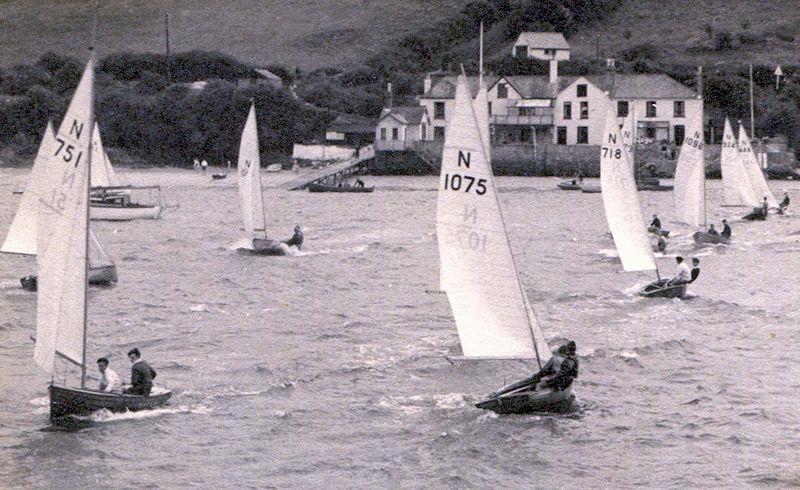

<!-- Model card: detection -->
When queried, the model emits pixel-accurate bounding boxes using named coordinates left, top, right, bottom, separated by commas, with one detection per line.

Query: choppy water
left=1, top=168, right=799, bottom=488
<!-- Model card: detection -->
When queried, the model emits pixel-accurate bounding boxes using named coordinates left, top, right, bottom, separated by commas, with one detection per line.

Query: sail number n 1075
left=443, top=173, right=487, bottom=195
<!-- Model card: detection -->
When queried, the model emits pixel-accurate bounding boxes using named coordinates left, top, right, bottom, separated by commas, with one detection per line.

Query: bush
left=775, top=24, right=795, bottom=42
left=738, top=31, right=766, bottom=45
left=621, top=42, right=660, bottom=62
left=713, top=30, right=733, bottom=51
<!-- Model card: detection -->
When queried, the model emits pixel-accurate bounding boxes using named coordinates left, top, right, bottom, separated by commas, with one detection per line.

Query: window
left=498, top=83, right=508, bottom=99
left=577, top=84, right=587, bottom=97
left=434, top=126, right=445, bottom=141
left=544, top=48, right=556, bottom=57
left=563, top=102, right=572, bottom=120
left=520, top=127, right=533, bottom=143
left=674, top=125, right=685, bottom=145
left=392, top=128, right=398, bottom=140
left=617, top=101, right=629, bottom=117
left=519, top=107, right=533, bottom=116
left=380, top=128, right=386, bottom=140
left=580, top=101, right=588, bottom=119
left=434, top=102, right=445, bottom=120
left=645, top=127, right=656, bottom=139
left=674, top=101, right=685, bottom=117
left=488, top=102, right=492, bottom=116
left=557, top=126, right=567, bottom=145
left=646, top=101, right=656, bottom=117
left=421, top=123, right=427, bottom=141
left=577, top=126, right=588, bottom=144
left=514, top=45, right=527, bottom=58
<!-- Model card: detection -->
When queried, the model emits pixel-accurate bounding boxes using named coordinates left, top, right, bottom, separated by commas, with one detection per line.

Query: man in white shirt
left=671, top=256, right=691, bottom=284
left=97, top=357, right=120, bottom=392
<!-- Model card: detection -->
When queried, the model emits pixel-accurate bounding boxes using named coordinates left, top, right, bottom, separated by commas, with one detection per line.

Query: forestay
left=673, top=112, right=706, bottom=227
left=238, top=103, right=267, bottom=240
left=737, top=125, right=778, bottom=208
left=88, top=228, right=114, bottom=268
left=35, top=59, right=94, bottom=374
left=720, top=119, right=758, bottom=206
left=90, top=122, right=121, bottom=188
left=600, top=109, right=657, bottom=272
left=437, top=75, right=549, bottom=363
left=1, top=122, right=56, bottom=255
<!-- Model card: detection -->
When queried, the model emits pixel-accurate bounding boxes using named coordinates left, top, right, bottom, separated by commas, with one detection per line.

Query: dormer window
left=577, top=84, right=587, bottom=97
left=498, top=83, right=508, bottom=99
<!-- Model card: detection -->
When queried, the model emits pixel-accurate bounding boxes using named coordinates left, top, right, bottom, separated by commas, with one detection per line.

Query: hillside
left=0, top=0, right=469, bottom=69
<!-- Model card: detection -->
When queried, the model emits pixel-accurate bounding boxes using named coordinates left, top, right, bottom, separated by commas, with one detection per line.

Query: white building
left=374, top=106, right=431, bottom=151
left=553, top=74, right=702, bottom=145
left=513, top=32, right=570, bottom=61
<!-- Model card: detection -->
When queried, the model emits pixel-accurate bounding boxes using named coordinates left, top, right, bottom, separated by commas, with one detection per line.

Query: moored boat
left=307, top=182, right=374, bottom=193
left=580, top=183, right=601, bottom=193
left=211, top=172, right=228, bottom=180
left=557, top=179, right=582, bottom=191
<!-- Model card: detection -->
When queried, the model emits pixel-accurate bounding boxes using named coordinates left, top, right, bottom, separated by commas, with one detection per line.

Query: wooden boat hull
left=476, top=386, right=575, bottom=414
left=693, top=232, right=730, bottom=245
left=647, top=227, right=670, bottom=237
left=638, top=279, right=687, bottom=298
left=20, top=265, right=118, bottom=291
left=557, top=181, right=582, bottom=191
left=211, top=173, right=228, bottom=180
left=307, top=182, right=374, bottom=193
left=49, top=384, right=171, bottom=420
left=91, top=204, right=162, bottom=221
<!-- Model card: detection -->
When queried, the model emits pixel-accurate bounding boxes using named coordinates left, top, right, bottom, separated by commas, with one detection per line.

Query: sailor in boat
left=690, top=258, right=701, bottom=283
left=706, top=224, right=719, bottom=236
left=355, top=178, right=366, bottom=188
left=97, top=357, right=121, bottom=392
left=761, top=197, right=769, bottom=216
left=489, top=341, right=579, bottom=398
left=669, top=256, right=692, bottom=285
left=779, top=192, right=790, bottom=213
left=650, top=214, right=661, bottom=229
left=123, top=348, right=157, bottom=396
left=720, top=219, right=732, bottom=239
left=282, top=225, right=303, bottom=250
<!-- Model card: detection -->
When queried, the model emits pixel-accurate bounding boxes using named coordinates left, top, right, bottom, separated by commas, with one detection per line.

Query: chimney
left=387, top=82, right=393, bottom=108
left=423, top=74, right=432, bottom=94
left=605, top=58, right=617, bottom=99
left=549, top=59, right=558, bottom=85
left=696, top=65, right=703, bottom=99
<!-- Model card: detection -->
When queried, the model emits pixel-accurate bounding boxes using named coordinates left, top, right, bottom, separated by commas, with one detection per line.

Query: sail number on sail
left=601, top=147, right=623, bottom=159
left=47, top=119, right=86, bottom=212
left=684, top=132, right=703, bottom=149
left=442, top=151, right=487, bottom=195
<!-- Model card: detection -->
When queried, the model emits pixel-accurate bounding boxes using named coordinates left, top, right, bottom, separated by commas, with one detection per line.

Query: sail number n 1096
left=443, top=173, right=487, bottom=195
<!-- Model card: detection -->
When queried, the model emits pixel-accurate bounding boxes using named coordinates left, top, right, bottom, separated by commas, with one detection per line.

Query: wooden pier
left=285, top=145, right=374, bottom=190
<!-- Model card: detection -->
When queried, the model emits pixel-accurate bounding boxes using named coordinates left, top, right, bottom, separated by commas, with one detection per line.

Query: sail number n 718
left=443, top=174, right=487, bottom=195
left=601, top=147, right=623, bottom=159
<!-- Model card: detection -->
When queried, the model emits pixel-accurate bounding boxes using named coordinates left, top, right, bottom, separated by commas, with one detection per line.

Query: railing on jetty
left=285, top=145, right=375, bottom=190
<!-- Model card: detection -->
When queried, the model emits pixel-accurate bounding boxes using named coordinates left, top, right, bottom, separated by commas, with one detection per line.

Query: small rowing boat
left=307, top=182, right=374, bottom=193
left=692, top=231, right=730, bottom=245
left=638, top=279, right=688, bottom=299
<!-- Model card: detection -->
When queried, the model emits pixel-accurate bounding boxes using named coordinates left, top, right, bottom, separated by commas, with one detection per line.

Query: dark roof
left=561, top=74, right=698, bottom=99
left=328, top=113, right=376, bottom=133
left=379, top=106, right=428, bottom=124
left=422, top=75, right=556, bottom=99
left=514, top=32, right=570, bottom=50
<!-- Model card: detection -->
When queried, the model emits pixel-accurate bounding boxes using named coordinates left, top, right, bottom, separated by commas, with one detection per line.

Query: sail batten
left=238, top=103, right=266, bottom=240
left=673, top=112, right=706, bottom=227
left=1, top=122, right=57, bottom=255
left=600, top=108, right=657, bottom=272
left=437, top=75, right=550, bottom=363
left=35, top=59, right=94, bottom=375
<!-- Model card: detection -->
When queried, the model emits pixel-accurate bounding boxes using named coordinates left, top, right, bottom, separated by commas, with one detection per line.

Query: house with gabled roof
left=513, top=32, right=570, bottom=60
left=375, top=106, right=431, bottom=151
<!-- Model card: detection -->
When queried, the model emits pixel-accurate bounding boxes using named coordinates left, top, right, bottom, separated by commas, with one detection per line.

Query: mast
left=81, top=49, right=96, bottom=389
left=699, top=65, right=707, bottom=228
left=462, top=64, right=544, bottom=368
left=253, top=101, right=268, bottom=237
left=478, top=21, right=483, bottom=84
left=749, top=64, right=755, bottom=149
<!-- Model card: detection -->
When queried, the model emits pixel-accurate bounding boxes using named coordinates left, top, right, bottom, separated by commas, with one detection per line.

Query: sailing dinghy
left=737, top=124, right=777, bottom=220
left=436, top=74, right=573, bottom=413
left=1, top=121, right=118, bottom=289
left=236, top=102, right=294, bottom=255
left=720, top=118, right=759, bottom=209
left=89, top=122, right=162, bottom=221
left=34, top=56, right=170, bottom=421
left=598, top=109, right=687, bottom=298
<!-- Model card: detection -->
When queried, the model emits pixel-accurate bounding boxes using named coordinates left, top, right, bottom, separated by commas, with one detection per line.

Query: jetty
left=285, top=145, right=374, bottom=190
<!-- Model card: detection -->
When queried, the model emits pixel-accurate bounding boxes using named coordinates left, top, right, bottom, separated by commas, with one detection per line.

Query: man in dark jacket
left=650, top=215, right=661, bottom=229
left=124, top=348, right=157, bottom=396
left=542, top=341, right=579, bottom=391
left=283, top=225, right=303, bottom=250
left=721, top=219, right=732, bottom=239
left=489, top=341, right=579, bottom=397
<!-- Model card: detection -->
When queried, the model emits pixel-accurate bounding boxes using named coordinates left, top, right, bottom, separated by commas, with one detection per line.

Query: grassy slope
left=0, top=0, right=469, bottom=69
left=569, top=0, right=800, bottom=66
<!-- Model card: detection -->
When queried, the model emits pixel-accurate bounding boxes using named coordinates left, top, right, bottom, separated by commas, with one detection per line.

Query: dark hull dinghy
left=743, top=208, right=767, bottom=221
left=693, top=232, right=730, bottom=245
left=211, top=173, right=228, bottom=180
left=476, top=386, right=574, bottom=414
left=647, top=226, right=670, bottom=237
left=307, top=182, right=374, bottom=193
left=21, top=265, right=118, bottom=291
left=49, top=385, right=171, bottom=420
left=241, top=238, right=291, bottom=256
left=638, top=279, right=687, bottom=299
left=557, top=180, right=582, bottom=191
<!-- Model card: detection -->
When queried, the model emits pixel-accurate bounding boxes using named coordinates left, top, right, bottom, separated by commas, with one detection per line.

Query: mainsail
left=720, top=119, right=758, bottom=206
left=673, top=112, right=706, bottom=227
left=737, top=125, right=778, bottom=208
left=90, top=122, right=121, bottom=188
left=35, top=58, right=94, bottom=375
left=1, top=122, right=56, bottom=255
left=437, top=75, right=550, bottom=363
left=620, top=111, right=635, bottom=164
left=600, top=109, right=657, bottom=272
left=238, top=103, right=267, bottom=241
left=88, top=228, right=114, bottom=268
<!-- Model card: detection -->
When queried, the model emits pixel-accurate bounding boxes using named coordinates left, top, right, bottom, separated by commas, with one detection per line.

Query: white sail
left=673, top=112, right=706, bottom=227
left=238, top=103, right=266, bottom=240
left=720, top=119, right=758, bottom=206
left=737, top=125, right=778, bottom=208
left=620, top=112, right=635, bottom=164
left=1, top=122, right=56, bottom=255
left=437, top=75, right=549, bottom=363
left=35, top=59, right=94, bottom=374
left=600, top=108, right=657, bottom=272
left=88, top=227, right=114, bottom=268
left=90, top=122, right=116, bottom=187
